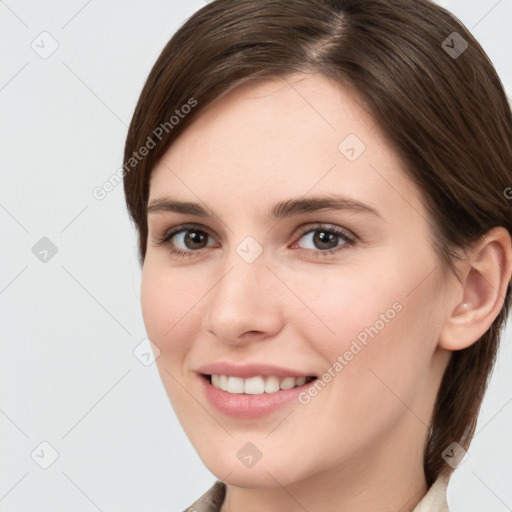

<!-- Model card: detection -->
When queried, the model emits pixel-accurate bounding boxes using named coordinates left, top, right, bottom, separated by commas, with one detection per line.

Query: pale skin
left=141, top=73, right=512, bottom=511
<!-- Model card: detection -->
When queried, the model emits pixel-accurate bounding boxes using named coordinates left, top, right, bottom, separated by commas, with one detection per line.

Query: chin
left=195, top=441, right=315, bottom=489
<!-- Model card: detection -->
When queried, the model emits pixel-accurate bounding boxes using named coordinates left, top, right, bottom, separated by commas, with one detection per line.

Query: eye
left=155, top=222, right=356, bottom=259
left=156, top=223, right=218, bottom=257
left=291, top=224, right=355, bottom=256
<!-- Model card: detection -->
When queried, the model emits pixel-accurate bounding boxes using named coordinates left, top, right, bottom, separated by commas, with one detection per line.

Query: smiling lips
left=209, top=374, right=315, bottom=394
left=197, top=362, right=318, bottom=417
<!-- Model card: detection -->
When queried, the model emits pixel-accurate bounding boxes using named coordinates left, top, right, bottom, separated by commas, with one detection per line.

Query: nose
left=202, top=254, right=285, bottom=346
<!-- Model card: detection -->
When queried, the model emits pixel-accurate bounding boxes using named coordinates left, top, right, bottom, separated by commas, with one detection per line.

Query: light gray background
left=1, top=1, right=511, bottom=510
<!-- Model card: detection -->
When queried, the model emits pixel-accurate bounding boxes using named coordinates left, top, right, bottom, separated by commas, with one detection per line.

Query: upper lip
left=197, top=362, right=316, bottom=378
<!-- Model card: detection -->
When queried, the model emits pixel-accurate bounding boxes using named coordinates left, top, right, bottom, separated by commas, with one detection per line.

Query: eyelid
left=155, top=221, right=357, bottom=257
left=292, top=222, right=356, bottom=242
left=156, top=222, right=355, bottom=243
left=156, top=222, right=217, bottom=244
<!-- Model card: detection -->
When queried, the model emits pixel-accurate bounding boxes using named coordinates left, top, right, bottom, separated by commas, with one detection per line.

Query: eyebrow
left=147, top=194, right=382, bottom=220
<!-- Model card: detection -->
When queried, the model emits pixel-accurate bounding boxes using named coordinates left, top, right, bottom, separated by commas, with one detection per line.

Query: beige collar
left=185, top=476, right=450, bottom=512
left=413, top=475, right=450, bottom=511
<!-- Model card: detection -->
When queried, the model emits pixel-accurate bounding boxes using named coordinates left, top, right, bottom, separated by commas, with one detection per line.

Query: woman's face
left=141, top=73, right=453, bottom=488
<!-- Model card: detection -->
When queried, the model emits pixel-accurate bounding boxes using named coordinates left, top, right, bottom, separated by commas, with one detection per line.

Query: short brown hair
left=123, top=0, right=512, bottom=486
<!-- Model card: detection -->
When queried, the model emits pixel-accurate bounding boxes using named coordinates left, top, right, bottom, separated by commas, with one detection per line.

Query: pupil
left=185, top=230, right=208, bottom=249
left=313, top=230, right=338, bottom=250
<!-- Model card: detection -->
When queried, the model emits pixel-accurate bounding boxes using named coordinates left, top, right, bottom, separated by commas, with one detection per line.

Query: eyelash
left=156, top=222, right=356, bottom=259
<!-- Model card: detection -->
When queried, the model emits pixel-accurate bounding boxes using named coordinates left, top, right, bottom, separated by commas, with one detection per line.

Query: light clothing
left=415, top=475, right=450, bottom=511
left=183, top=475, right=449, bottom=511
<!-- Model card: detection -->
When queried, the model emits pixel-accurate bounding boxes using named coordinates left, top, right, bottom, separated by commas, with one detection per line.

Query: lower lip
left=200, top=375, right=314, bottom=419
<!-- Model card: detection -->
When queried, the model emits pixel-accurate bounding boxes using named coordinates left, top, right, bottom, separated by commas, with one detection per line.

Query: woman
left=122, top=0, right=512, bottom=510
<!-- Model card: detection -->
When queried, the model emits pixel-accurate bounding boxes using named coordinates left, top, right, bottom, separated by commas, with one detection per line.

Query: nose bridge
left=214, top=232, right=271, bottom=301
left=202, top=245, right=283, bottom=342
left=213, top=248, right=271, bottom=313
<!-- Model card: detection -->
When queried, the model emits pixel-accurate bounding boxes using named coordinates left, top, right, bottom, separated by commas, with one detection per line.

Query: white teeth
left=226, top=376, right=244, bottom=394
left=244, top=376, right=265, bottom=395
left=296, top=376, right=306, bottom=386
left=210, top=374, right=311, bottom=394
left=264, top=376, right=280, bottom=393
left=280, top=377, right=296, bottom=390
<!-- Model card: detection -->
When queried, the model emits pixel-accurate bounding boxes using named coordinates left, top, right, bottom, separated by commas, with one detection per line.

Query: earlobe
left=438, top=227, right=512, bottom=351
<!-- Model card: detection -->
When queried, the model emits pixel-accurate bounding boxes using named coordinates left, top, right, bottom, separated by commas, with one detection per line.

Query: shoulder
left=183, top=481, right=226, bottom=512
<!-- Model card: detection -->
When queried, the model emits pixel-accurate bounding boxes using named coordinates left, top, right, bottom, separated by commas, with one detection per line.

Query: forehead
left=149, top=73, right=424, bottom=221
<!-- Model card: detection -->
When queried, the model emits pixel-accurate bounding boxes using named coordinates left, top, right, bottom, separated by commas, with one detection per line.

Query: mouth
left=201, top=373, right=317, bottom=395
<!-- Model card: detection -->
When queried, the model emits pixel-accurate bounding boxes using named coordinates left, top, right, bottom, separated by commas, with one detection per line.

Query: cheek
left=140, top=264, right=168, bottom=342
left=140, top=262, right=202, bottom=355
left=140, top=262, right=206, bottom=418
left=289, top=264, right=402, bottom=356
left=292, top=257, right=441, bottom=393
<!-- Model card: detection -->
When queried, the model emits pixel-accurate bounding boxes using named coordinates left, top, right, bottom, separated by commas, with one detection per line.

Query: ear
left=439, top=227, right=512, bottom=351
